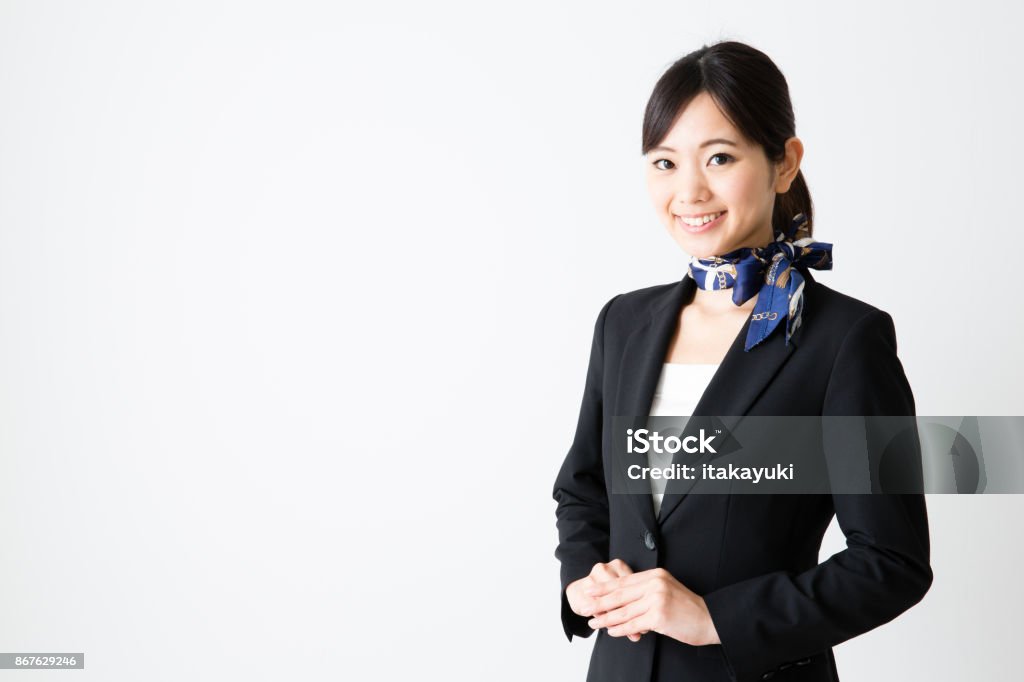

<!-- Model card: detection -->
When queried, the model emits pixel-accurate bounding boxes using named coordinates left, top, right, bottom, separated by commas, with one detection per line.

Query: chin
left=668, top=225, right=724, bottom=257
left=675, top=236, right=725, bottom=260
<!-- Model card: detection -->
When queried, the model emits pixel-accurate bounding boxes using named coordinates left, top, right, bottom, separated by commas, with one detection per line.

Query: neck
left=719, top=224, right=778, bottom=254
left=691, top=286, right=759, bottom=315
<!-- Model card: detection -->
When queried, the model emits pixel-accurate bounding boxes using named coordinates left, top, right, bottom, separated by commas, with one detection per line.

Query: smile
left=677, top=210, right=727, bottom=234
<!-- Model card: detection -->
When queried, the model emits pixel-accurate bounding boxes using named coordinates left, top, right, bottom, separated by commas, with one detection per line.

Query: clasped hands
left=566, top=559, right=721, bottom=645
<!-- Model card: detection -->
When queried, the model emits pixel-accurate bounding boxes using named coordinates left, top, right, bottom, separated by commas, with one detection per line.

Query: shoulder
left=607, top=280, right=678, bottom=315
left=804, top=279, right=884, bottom=324
left=801, top=278, right=902, bottom=352
left=592, top=280, right=678, bottom=335
left=807, top=282, right=916, bottom=414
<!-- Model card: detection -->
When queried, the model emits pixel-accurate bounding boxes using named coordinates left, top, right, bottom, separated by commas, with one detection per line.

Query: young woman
left=552, top=41, right=932, bottom=682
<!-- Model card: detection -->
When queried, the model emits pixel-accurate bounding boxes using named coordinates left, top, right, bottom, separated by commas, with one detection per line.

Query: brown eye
left=709, top=153, right=734, bottom=166
left=653, top=158, right=674, bottom=170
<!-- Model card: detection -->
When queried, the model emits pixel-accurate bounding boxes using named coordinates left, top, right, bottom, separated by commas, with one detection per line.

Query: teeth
left=680, top=211, right=724, bottom=226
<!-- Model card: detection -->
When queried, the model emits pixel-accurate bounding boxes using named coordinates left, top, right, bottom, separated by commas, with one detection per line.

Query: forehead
left=659, top=92, right=747, bottom=149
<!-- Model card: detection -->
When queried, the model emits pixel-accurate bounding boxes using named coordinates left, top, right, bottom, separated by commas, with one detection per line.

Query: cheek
left=645, top=176, right=672, bottom=208
left=718, top=172, right=761, bottom=207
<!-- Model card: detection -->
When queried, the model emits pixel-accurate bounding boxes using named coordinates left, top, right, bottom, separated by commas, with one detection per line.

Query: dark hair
left=642, top=41, right=813, bottom=237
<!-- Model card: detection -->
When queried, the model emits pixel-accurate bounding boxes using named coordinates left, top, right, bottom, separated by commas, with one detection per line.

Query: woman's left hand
left=584, top=567, right=721, bottom=646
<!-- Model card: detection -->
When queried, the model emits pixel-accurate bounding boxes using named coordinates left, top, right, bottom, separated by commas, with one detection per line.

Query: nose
left=673, top=165, right=710, bottom=208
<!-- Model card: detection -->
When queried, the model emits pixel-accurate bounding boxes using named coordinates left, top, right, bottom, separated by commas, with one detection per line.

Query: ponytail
left=773, top=169, right=813, bottom=238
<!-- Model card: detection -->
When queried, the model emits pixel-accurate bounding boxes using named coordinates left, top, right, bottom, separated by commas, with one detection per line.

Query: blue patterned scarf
left=687, top=213, right=833, bottom=351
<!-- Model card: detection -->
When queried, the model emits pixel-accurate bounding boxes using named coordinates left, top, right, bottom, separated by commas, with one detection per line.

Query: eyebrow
left=649, top=138, right=738, bottom=153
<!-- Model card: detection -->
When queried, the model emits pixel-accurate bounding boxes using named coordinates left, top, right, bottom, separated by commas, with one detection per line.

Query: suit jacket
left=552, top=268, right=933, bottom=682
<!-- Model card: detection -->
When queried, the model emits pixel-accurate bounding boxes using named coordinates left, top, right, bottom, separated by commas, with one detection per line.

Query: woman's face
left=644, top=91, right=801, bottom=259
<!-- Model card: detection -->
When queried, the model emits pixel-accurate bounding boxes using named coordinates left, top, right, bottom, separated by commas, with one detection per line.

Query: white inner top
left=646, top=362, right=720, bottom=517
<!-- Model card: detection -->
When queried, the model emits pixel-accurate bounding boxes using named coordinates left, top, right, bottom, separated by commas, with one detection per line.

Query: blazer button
left=643, top=530, right=656, bottom=551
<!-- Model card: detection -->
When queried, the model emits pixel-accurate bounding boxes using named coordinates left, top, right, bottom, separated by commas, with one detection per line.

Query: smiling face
left=645, top=91, right=801, bottom=259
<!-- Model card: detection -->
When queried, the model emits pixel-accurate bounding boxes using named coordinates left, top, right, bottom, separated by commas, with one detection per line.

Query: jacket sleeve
left=552, top=294, right=620, bottom=642
left=701, top=309, right=934, bottom=681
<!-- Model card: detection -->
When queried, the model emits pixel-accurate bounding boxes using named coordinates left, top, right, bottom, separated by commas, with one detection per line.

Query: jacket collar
left=614, top=269, right=814, bottom=527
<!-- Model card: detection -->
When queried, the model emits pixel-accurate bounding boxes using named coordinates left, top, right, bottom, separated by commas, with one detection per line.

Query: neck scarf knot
left=687, top=213, right=833, bottom=351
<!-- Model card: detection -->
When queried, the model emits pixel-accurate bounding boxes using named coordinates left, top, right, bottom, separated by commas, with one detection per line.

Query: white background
left=1, top=1, right=1021, bottom=680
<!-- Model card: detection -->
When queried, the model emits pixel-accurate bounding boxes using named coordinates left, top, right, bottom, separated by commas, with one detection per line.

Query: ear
left=774, top=137, right=804, bottom=193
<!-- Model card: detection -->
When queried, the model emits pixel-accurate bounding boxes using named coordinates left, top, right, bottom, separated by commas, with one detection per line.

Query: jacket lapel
left=614, top=277, right=695, bottom=531
left=615, top=271, right=813, bottom=528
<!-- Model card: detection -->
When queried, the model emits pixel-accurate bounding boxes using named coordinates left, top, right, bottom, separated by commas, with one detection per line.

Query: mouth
left=676, top=210, right=727, bottom=234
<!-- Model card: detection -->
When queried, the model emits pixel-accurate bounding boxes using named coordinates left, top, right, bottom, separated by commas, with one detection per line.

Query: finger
left=588, top=597, right=648, bottom=631
left=607, top=610, right=654, bottom=638
left=584, top=561, right=631, bottom=597
left=587, top=567, right=662, bottom=597
left=585, top=576, right=623, bottom=598
left=577, top=572, right=630, bottom=617
left=588, top=559, right=634, bottom=590
left=607, top=558, right=634, bottom=577
left=590, top=582, right=648, bottom=616
left=590, top=563, right=617, bottom=583
left=571, top=578, right=599, bottom=617
left=568, top=575, right=602, bottom=617
left=612, top=567, right=668, bottom=589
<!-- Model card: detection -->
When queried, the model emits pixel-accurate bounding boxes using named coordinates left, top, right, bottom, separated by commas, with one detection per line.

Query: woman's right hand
left=567, top=559, right=642, bottom=642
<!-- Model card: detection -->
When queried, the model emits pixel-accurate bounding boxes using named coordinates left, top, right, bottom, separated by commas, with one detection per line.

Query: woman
left=552, top=41, right=932, bottom=682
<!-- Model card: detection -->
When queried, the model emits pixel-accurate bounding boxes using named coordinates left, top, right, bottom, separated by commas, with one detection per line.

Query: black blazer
left=552, top=268, right=933, bottom=682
